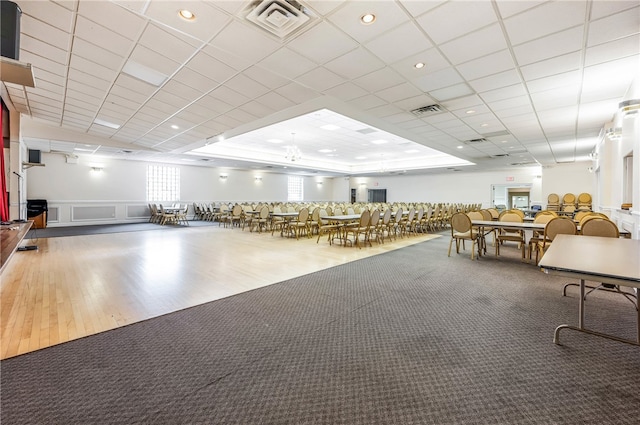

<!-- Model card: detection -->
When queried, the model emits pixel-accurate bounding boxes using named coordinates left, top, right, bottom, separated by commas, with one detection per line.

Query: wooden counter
left=1, top=221, right=33, bottom=274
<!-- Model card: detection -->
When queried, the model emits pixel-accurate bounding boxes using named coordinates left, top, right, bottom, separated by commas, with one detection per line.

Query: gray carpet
left=25, top=220, right=217, bottom=239
left=1, top=235, right=639, bottom=424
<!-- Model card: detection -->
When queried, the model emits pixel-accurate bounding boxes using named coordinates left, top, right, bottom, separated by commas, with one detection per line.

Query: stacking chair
left=159, top=204, right=176, bottom=225
left=176, top=204, right=189, bottom=225
left=547, top=193, right=560, bottom=211
left=249, top=205, right=270, bottom=233
left=535, top=217, right=577, bottom=264
left=344, top=209, right=370, bottom=248
left=496, top=211, right=526, bottom=261
left=577, top=192, right=592, bottom=211
left=367, top=209, right=381, bottom=245
left=527, top=212, right=557, bottom=261
left=562, top=193, right=576, bottom=212
left=316, top=209, right=340, bottom=245
left=448, top=212, right=481, bottom=260
left=229, top=204, right=244, bottom=228
left=288, top=207, right=310, bottom=239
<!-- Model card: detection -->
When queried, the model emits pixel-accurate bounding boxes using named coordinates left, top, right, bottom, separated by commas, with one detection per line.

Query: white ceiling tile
left=258, top=47, right=317, bottom=79
left=495, top=0, right=547, bottom=19
left=326, top=1, right=411, bottom=43
left=526, top=70, right=581, bottom=93
left=366, top=103, right=403, bottom=118
left=590, top=1, right=639, bottom=20
left=210, top=20, right=281, bottom=63
left=67, top=67, right=111, bottom=91
left=193, top=95, right=234, bottom=116
left=324, top=47, right=386, bottom=79
left=468, top=69, right=522, bottom=93
left=113, top=74, right=157, bottom=97
left=519, top=52, right=581, bottom=81
left=79, top=1, right=144, bottom=40
left=375, top=83, right=423, bottom=103
left=72, top=38, right=124, bottom=71
left=398, top=0, right=446, bottom=18
left=429, top=84, right=475, bottom=102
left=513, top=26, right=584, bottom=66
left=353, top=67, right=405, bottom=93
left=479, top=84, right=528, bottom=103
left=143, top=1, right=232, bottom=43
left=365, top=22, right=432, bottom=64
left=254, top=92, right=297, bottom=111
left=412, top=67, right=464, bottom=92
left=440, top=24, right=508, bottom=65
left=393, top=94, right=439, bottom=112
left=323, top=82, right=369, bottom=102
left=138, top=24, right=200, bottom=64
left=19, top=0, right=74, bottom=33
left=504, top=1, right=587, bottom=45
left=295, top=67, right=346, bottom=92
left=128, top=44, right=181, bottom=77
left=531, top=87, right=580, bottom=111
left=236, top=103, right=270, bottom=121
left=66, top=78, right=107, bottom=99
left=74, top=16, right=134, bottom=57
left=20, top=15, right=71, bottom=51
left=585, top=35, right=640, bottom=66
left=456, top=50, right=515, bottom=81
left=186, top=51, right=238, bottom=84
left=172, top=67, right=219, bottom=94
left=69, top=55, right=117, bottom=82
left=224, top=74, right=271, bottom=99
left=200, top=45, right=251, bottom=71
left=160, top=80, right=203, bottom=103
left=20, top=34, right=68, bottom=65
left=208, top=86, right=250, bottom=108
left=348, top=94, right=387, bottom=111
left=31, top=68, right=65, bottom=87
left=21, top=51, right=67, bottom=76
left=582, top=56, right=640, bottom=100
left=288, top=21, right=359, bottom=64
left=152, top=90, right=191, bottom=111
left=416, top=0, right=498, bottom=44
left=587, top=6, right=640, bottom=46
left=275, top=82, right=322, bottom=104
left=244, top=66, right=290, bottom=90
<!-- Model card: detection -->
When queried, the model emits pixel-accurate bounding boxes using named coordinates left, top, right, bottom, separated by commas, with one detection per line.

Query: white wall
left=540, top=161, right=595, bottom=207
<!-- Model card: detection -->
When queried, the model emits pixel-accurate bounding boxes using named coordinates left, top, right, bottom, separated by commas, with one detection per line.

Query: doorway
left=368, top=189, right=387, bottom=203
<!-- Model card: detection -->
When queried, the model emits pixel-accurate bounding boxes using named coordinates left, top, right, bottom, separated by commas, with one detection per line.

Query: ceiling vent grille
left=464, top=138, right=487, bottom=144
left=490, top=153, right=510, bottom=158
left=410, top=104, right=443, bottom=116
left=243, top=0, right=315, bottom=39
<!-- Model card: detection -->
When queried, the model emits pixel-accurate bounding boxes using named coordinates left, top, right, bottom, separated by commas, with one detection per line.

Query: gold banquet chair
left=535, top=217, right=577, bottom=265
left=448, top=212, right=481, bottom=260
left=496, top=211, right=526, bottom=261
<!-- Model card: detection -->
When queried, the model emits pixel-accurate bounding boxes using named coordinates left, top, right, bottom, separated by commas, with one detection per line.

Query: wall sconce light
left=219, top=174, right=228, bottom=180
left=317, top=181, right=323, bottom=186
left=254, top=176, right=262, bottom=182
left=587, top=166, right=594, bottom=173
left=91, top=166, right=104, bottom=172
left=619, top=99, right=640, bottom=117
left=588, top=151, right=598, bottom=160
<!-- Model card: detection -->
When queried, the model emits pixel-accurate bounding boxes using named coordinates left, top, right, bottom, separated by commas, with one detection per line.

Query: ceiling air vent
left=465, top=138, right=487, bottom=144
left=410, top=104, right=443, bottom=116
left=490, top=153, right=510, bottom=158
left=243, top=0, right=316, bottom=39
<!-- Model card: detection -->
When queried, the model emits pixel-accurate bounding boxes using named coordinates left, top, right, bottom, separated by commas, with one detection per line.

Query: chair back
left=450, top=212, right=472, bottom=235
left=394, top=208, right=403, bottom=223
left=467, top=211, right=483, bottom=221
left=369, top=209, right=380, bottom=227
left=259, top=205, right=269, bottom=219
left=358, top=209, right=370, bottom=227
left=581, top=218, right=619, bottom=238
left=543, top=217, right=577, bottom=241
left=479, top=209, right=492, bottom=221
left=499, top=212, right=523, bottom=223
left=297, top=207, right=309, bottom=222
left=381, top=209, right=391, bottom=225
left=533, top=213, right=555, bottom=225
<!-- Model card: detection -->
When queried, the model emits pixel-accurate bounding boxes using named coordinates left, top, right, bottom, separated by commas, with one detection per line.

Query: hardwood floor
left=1, top=224, right=439, bottom=360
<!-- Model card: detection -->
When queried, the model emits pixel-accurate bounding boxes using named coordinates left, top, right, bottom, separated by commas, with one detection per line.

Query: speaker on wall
left=1, top=0, right=21, bottom=60
left=28, top=149, right=41, bottom=164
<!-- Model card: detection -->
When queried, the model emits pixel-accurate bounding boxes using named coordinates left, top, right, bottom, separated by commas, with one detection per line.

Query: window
left=287, top=176, right=303, bottom=202
left=147, top=165, right=180, bottom=202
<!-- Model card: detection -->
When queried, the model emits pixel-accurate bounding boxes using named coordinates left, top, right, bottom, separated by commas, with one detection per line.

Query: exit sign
left=506, top=176, right=514, bottom=181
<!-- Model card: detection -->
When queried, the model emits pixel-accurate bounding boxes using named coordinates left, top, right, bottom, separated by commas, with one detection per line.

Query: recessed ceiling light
left=414, top=62, right=425, bottom=69
left=94, top=118, right=121, bottom=129
left=481, top=123, right=489, bottom=127
left=361, top=13, right=376, bottom=24
left=501, top=140, right=508, bottom=143
left=466, top=110, right=475, bottom=114
left=405, top=149, right=419, bottom=153
left=355, top=156, right=367, bottom=160
left=457, top=145, right=464, bottom=149
left=171, top=124, right=179, bottom=130
left=178, top=9, right=195, bottom=21
left=267, top=139, right=283, bottom=144
left=320, top=124, right=340, bottom=131
left=122, top=60, right=168, bottom=87
left=371, top=139, right=387, bottom=145
left=318, top=149, right=334, bottom=153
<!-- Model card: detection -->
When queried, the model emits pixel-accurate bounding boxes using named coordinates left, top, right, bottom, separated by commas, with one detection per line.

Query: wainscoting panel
left=72, top=205, right=117, bottom=222
left=127, top=204, right=151, bottom=219
left=47, top=206, right=59, bottom=223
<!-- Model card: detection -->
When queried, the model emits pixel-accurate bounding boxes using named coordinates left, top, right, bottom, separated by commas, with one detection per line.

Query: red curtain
left=0, top=105, right=9, bottom=222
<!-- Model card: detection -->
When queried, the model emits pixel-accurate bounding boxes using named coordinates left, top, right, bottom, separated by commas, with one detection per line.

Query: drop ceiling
left=3, top=0, right=639, bottom=176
